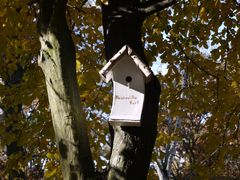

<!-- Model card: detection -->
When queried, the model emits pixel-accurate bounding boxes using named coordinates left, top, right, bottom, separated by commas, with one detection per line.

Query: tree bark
left=37, top=0, right=94, bottom=179
left=102, top=2, right=161, bottom=179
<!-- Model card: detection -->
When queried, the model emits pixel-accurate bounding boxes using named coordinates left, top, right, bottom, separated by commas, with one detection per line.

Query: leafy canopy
left=0, top=0, right=239, bottom=178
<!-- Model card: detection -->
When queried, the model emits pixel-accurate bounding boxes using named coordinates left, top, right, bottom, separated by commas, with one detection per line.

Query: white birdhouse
left=99, top=45, right=152, bottom=126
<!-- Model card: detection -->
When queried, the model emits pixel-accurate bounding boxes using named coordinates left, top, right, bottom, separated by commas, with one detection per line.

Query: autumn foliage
left=0, top=0, right=239, bottom=179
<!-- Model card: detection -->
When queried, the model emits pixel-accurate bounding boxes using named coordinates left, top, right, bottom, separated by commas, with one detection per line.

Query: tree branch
left=66, top=4, right=86, bottom=14
left=27, top=0, right=39, bottom=6
left=177, top=41, right=218, bottom=79
left=139, top=0, right=178, bottom=17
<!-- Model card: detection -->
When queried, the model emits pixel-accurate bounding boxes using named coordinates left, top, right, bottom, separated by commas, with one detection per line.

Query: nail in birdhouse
left=99, top=45, right=152, bottom=126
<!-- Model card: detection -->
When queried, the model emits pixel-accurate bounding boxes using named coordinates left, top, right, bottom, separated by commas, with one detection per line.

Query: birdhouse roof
left=99, top=45, right=152, bottom=83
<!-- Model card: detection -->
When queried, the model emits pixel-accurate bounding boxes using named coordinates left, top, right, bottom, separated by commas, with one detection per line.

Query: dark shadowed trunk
left=102, top=1, right=160, bottom=179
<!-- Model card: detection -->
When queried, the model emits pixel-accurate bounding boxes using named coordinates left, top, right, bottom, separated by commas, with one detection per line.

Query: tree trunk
left=102, top=2, right=161, bottom=179
left=37, top=0, right=94, bottom=179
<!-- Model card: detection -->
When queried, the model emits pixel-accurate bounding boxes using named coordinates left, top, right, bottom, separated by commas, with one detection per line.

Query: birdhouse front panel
left=99, top=45, right=153, bottom=126
left=109, top=53, right=145, bottom=126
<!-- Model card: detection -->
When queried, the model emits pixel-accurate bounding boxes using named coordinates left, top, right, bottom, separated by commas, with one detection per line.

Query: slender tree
left=101, top=0, right=176, bottom=179
left=37, top=0, right=94, bottom=179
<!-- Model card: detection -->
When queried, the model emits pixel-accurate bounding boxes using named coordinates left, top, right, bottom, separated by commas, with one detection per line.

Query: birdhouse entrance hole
left=125, top=76, right=132, bottom=83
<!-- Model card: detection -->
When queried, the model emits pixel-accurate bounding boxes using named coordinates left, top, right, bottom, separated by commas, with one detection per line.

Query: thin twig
left=27, top=0, right=39, bottom=6
left=177, top=41, right=218, bottom=79
left=67, top=4, right=86, bottom=14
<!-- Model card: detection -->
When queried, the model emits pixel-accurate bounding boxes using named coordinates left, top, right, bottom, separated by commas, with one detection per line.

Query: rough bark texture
left=102, top=1, right=161, bottom=179
left=37, top=0, right=94, bottom=179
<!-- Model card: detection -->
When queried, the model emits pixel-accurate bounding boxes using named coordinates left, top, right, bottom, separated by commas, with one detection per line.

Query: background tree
left=0, top=0, right=239, bottom=179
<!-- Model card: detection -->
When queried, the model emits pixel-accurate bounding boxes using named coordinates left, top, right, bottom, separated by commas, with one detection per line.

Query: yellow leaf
left=17, top=22, right=23, bottom=29
left=199, top=7, right=206, bottom=22
left=44, top=167, right=57, bottom=179
left=44, top=161, right=54, bottom=169
left=53, top=152, right=60, bottom=160
left=76, top=60, right=81, bottom=72
left=231, top=81, right=238, bottom=89
left=192, top=0, right=198, bottom=6
left=153, top=28, right=160, bottom=35
left=46, top=152, right=54, bottom=159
